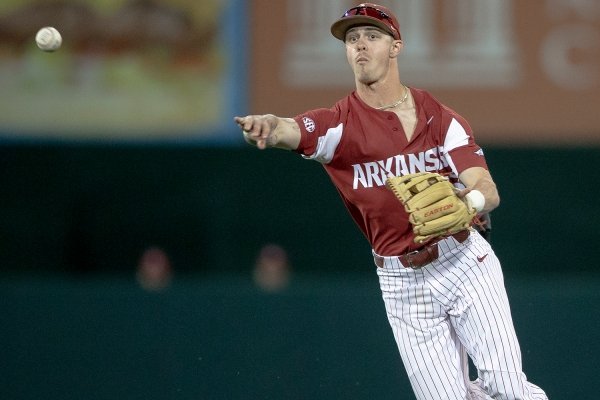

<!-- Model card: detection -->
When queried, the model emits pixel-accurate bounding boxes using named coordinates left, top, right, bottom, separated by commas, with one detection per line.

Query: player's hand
left=386, top=172, right=476, bottom=243
left=455, top=187, right=471, bottom=199
left=234, top=115, right=277, bottom=150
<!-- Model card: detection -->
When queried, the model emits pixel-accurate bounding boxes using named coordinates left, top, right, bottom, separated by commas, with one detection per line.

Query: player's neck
left=357, top=80, right=409, bottom=110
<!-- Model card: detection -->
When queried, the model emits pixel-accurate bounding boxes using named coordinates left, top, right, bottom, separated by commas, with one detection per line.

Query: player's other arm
left=458, top=166, right=500, bottom=214
left=234, top=114, right=301, bottom=150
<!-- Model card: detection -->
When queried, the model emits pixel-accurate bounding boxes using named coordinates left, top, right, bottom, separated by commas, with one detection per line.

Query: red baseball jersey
left=292, top=87, right=488, bottom=256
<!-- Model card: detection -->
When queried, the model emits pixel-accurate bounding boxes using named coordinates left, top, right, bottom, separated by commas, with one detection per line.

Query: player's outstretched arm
left=234, top=114, right=301, bottom=150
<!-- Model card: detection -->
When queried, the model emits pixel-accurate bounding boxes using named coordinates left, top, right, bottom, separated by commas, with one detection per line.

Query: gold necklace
left=375, top=85, right=409, bottom=110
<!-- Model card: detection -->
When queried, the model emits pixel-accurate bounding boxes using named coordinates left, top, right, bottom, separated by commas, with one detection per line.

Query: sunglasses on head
left=342, top=5, right=399, bottom=37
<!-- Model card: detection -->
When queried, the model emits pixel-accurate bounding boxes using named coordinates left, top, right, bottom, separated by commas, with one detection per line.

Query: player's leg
left=377, top=262, right=471, bottom=400
left=437, top=231, right=548, bottom=400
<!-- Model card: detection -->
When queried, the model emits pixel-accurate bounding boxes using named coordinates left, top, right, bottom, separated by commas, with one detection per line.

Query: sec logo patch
left=302, top=117, right=315, bottom=133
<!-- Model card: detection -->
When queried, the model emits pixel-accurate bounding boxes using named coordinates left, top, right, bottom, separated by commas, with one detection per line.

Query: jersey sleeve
left=442, top=115, right=488, bottom=175
left=293, top=108, right=343, bottom=164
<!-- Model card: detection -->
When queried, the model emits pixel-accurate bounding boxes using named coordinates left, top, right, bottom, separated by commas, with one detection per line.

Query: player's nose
left=355, top=39, right=367, bottom=50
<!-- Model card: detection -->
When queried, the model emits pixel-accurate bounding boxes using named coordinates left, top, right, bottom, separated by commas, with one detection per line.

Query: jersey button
left=387, top=115, right=393, bottom=120
left=393, top=127, right=399, bottom=131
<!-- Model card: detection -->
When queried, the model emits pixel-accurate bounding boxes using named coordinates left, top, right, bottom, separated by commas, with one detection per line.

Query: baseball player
left=235, top=3, right=547, bottom=399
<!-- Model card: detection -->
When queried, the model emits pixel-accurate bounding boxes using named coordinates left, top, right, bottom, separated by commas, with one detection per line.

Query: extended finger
left=234, top=116, right=247, bottom=129
left=235, top=116, right=255, bottom=133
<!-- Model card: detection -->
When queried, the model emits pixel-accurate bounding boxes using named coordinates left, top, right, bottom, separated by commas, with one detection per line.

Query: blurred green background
left=1, top=145, right=599, bottom=399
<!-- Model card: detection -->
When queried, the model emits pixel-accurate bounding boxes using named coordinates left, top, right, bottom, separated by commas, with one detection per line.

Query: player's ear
left=389, top=39, right=403, bottom=58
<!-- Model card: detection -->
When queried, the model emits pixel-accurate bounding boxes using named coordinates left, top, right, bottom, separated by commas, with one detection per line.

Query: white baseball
left=465, top=190, right=485, bottom=212
left=35, top=27, right=62, bottom=52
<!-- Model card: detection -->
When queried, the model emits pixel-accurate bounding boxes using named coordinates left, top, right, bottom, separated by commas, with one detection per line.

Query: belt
left=374, top=230, right=470, bottom=269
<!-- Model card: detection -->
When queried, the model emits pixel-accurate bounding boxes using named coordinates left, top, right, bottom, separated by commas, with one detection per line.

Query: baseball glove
left=386, top=172, right=476, bottom=244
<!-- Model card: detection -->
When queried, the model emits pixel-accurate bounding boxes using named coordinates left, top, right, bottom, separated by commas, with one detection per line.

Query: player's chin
left=355, top=71, right=376, bottom=85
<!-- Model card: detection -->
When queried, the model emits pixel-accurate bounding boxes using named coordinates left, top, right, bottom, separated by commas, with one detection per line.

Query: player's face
left=344, top=26, right=397, bottom=85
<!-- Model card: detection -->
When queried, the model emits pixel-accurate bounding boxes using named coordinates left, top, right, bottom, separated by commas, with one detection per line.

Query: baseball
left=35, top=27, right=62, bottom=52
left=465, top=190, right=485, bottom=212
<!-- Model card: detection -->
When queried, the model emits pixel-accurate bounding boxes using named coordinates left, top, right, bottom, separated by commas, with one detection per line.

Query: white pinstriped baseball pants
left=375, top=230, right=548, bottom=400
